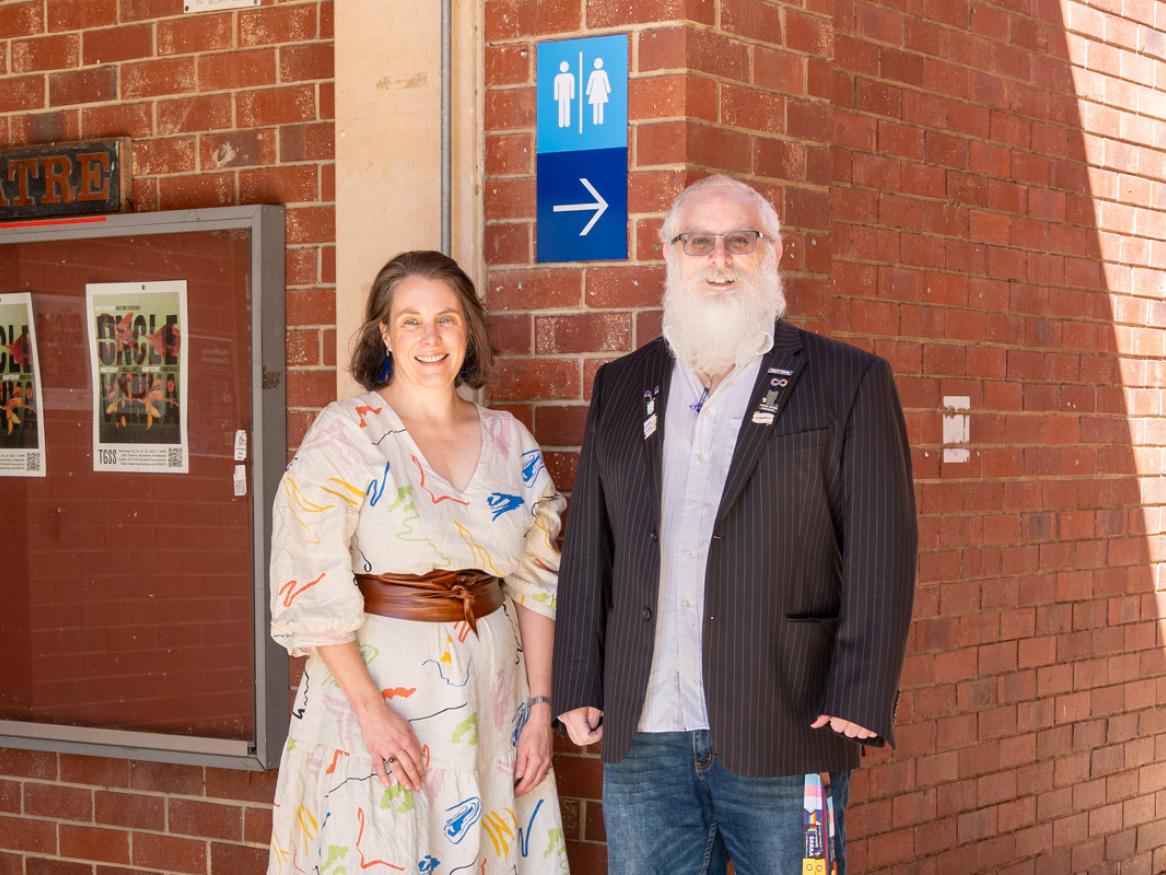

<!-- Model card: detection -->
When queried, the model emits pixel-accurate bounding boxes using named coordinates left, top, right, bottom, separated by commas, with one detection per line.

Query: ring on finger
left=386, top=755, right=396, bottom=764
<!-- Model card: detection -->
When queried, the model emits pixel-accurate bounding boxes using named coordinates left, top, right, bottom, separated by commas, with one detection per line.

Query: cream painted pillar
left=334, top=1, right=483, bottom=397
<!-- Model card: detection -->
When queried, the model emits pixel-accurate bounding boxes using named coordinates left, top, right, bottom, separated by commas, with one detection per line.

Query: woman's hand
left=357, top=699, right=426, bottom=790
left=316, top=641, right=426, bottom=791
left=512, top=604, right=556, bottom=796
left=513, top=704, right=553, bottom=796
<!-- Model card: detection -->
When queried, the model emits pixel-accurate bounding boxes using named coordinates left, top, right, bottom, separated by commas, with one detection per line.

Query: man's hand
left=559, top=707, right=604, bottom=746
left=811, top=714, right=876, bottom=741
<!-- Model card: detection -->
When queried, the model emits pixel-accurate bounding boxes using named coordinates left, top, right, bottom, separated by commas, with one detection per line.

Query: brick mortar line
left=830, top=268, right=1163, bottom=289
left=834, top=266, right=1166, bottom=285
left=0, top=798, right=272, bottom=826
left=483, top=67, right=835, bottom=94
left=0, top=777, right=279, bottom=809
left=912, top=507, right=1160, bottom=517
left=7, top=78, right=335, bottom=112
left=831, top=202, right=1166, bottom=232
left=484, top=18, right=801, bottom=50
left=838, top=8, right=1162, bottom=57
left=911, top=444, right=1164, bottom=457
left=525, top=127, right=1166, bottom=196
left=836, top=89, right=1166, bottom=141
left=837, top=31, right=1162, bottom=94
left=5, top=824, right=274, bottom=848
left=830, top=246, right=1162, bottom=268
left=838, top=329, right=1166, bottom=344
left=892, top=468, right=1159, bottom=480
left=834, top=106, right=1166, bottom=162
left=13, top=53, right=336, bottom=77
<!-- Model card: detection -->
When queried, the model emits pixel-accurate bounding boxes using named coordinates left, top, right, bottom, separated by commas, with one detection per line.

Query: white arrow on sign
left=552, top=177, right=609, bottom=236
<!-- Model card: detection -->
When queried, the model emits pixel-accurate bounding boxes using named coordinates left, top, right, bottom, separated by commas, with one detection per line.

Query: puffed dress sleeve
left=269, top=403, right=367, bottom=657
left=502, top=422, right=566, bottom=620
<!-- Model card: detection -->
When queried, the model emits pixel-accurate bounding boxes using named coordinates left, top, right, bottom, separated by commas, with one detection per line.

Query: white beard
left=661, top=248, right=786, bottom=378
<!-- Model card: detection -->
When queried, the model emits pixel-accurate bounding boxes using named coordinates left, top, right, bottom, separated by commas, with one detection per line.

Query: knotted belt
left=355, top=569, right=504, bottom=636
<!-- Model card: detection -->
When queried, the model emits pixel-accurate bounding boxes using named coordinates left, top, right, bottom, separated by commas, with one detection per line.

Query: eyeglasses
left=670, top=229, right=764, bottom=257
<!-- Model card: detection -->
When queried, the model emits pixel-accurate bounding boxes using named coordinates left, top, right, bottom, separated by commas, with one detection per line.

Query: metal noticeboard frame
left=0, top=205, right=289, bottom=771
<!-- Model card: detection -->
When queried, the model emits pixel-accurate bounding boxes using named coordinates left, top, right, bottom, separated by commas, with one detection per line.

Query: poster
left=0, top=293, right=46, bottom=476
left=86, top=281, right=189, bottom=473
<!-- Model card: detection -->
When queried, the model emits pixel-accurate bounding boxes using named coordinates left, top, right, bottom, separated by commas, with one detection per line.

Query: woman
left=267, top=251, right=569, bottom=874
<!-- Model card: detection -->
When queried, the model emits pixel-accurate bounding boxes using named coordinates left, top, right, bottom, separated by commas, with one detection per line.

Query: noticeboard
left=0, top=206, right=288, bottom=770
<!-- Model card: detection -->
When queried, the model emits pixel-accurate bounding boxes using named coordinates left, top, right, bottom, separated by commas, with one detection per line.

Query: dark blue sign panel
left=536, top=147, right=628, bottom=263
left=536, top=34, right=628, bottom=264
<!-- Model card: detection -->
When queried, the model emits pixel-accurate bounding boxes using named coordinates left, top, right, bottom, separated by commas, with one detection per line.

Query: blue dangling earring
left=458, top=350, right=474, bottom=384
left=377, top=351, right=393, bottom=384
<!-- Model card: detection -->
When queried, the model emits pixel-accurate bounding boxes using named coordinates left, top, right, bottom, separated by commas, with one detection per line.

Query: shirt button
left=696, top=453, right=706, bottom=464
left=641, top=607, right=653, bottom=621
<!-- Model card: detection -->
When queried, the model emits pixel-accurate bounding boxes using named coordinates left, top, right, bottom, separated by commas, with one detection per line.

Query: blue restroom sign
left=535, top=34, right=628, bottom=263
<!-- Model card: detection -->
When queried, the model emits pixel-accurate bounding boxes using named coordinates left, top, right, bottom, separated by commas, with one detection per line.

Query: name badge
left=643, top=386, right=660, bottom=440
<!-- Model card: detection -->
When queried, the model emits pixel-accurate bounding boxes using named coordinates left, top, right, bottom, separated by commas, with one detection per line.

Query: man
left=552, top=175, right=917, bottom=873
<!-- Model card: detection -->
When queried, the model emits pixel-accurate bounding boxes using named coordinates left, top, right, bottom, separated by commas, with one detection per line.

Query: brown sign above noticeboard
left=0, top=138, right=129, bottom=221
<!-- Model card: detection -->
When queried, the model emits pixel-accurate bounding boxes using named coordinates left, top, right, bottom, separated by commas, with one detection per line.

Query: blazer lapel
left=639, top=339, right=674, bottom=533
left=714, top=322, right=806, bottom=526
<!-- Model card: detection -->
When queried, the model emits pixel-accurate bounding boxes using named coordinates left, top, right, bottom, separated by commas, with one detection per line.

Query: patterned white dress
left=267, top=393, right=569, bottom=875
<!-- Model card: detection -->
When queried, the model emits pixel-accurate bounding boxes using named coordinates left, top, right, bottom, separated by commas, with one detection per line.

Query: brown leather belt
left=355, top=569, right=504, bottom=636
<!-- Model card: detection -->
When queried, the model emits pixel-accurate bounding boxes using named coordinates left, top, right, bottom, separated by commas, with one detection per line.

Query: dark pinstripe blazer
left=552, top=321, right=918, bottom=776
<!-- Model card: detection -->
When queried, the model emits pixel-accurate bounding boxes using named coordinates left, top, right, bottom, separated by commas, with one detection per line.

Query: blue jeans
left=603, top=731, right=849, bottom=875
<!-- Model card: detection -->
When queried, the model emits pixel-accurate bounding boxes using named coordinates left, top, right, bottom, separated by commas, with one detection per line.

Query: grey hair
left=658, top=174, right=782, bottom=246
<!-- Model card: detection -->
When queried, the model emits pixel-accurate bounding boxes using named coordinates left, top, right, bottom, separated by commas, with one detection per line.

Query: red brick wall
left=0, top=1, right=331, bottom=873
left=0, top=750, right=275, bottom=874
left=2, top=0, right=1164, bottom=872
left=482, top=1, right=1166, bottom=873
left=828, top=0, right=1165, bottom=871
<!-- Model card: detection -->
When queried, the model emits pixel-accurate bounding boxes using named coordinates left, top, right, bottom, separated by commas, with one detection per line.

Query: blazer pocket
left=779, top=615, right=837, bottom=720
left=784, top=613, right=840, bottom=633
left=769, top=427, right=831, bottom=451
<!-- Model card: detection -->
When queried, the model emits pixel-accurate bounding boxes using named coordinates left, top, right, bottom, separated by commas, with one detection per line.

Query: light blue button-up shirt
left=637, top=338, right=772, bottom=732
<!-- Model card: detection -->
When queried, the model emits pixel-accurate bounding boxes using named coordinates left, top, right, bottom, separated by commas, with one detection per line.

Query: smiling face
left=670, top=188, right=782, bottom=296
left=380, top=275, right=468, bottom=392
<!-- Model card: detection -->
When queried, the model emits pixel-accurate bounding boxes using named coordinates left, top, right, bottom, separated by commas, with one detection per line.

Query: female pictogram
left=586, top=57, right=612, bottom=125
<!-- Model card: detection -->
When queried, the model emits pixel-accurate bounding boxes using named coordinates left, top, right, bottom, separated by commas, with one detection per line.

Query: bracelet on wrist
left=528, top=695, right=552, bottom=708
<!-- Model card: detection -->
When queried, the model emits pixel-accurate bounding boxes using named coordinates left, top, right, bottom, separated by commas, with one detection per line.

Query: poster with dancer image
left=86, top=281, right=188, bottom=473
left=0, top=293, right=46, bottom=477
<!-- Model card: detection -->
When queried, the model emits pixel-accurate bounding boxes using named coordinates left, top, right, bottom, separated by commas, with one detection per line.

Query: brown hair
left=349, top=250, right=494, bottom=391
